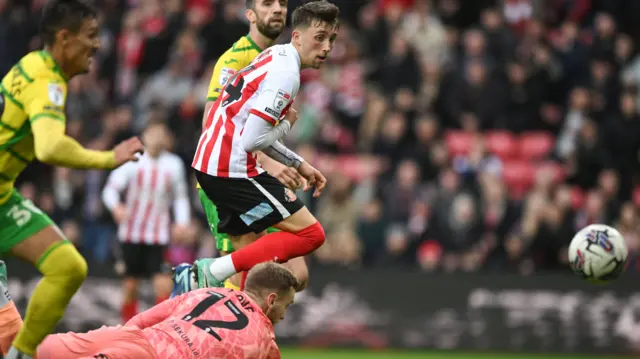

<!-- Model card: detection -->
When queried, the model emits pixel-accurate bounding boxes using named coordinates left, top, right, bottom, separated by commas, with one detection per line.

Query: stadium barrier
left=5, top=260, right=639, bottom=355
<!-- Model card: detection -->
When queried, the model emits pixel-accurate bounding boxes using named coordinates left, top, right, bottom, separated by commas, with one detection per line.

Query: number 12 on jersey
left=181, top=291, right=249, bottom=341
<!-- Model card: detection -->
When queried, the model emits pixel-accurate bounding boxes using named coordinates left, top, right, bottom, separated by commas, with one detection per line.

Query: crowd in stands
left=2, top=0, right=640, bottom=275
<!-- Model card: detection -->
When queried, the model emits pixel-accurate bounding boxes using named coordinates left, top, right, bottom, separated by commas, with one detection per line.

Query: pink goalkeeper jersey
left=126, top=288, right=280, bottom=359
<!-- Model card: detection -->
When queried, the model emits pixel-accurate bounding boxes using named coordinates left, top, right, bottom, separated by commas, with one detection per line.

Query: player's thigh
left=0, top=190, right=64, bottom=265
left=195, top=171, right=255, bottom=237
left=120, top=243, right=148, bottom=279
left=228, top=230, right=265, bottom=250
left=272, top=206, right=318, bottom=233
left=198, top=186, right=236, bottom=253
left=143, top=244, right=169, bottom=277
left=146, top=245, right=172, bottom=297
left=198, top=187, right=220, bottom=236
left=200, top=172, right=313, bottom=234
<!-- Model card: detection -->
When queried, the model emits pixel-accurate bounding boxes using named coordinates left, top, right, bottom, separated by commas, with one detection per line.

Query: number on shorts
left=6, top=200, right=41, bottom=227
left=181, top=291, right=249, bottom=341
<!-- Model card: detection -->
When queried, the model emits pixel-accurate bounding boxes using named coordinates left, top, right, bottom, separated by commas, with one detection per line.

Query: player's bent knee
left=276, top=206, right=319, bottom=233
left=296, top=221, right=325, bottom=251
left=38, top=242, right=88, bottom=290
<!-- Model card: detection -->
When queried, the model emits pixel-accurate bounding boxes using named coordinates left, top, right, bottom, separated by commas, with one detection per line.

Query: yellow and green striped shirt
left=0, top=50, right=68, bottom=204
left=205, top=35, right=263, bottom=102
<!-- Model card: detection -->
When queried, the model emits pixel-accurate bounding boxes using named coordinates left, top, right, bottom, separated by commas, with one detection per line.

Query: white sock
left=208, top=255, right=237, bottom=280
left=6, top=346, right=33, bottom=359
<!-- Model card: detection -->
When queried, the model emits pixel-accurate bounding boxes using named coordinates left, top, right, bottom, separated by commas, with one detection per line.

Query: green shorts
left=0, top=190, right=54, bottom=254
left=197, top=188, right=278, bottom=253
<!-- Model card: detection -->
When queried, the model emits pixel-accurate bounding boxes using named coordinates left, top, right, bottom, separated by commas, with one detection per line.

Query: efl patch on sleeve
left=219, top=67, right=237, bottom=86
left=47, top=83, right=65, bottom=107
left=273, top=89, right=291, bottom=112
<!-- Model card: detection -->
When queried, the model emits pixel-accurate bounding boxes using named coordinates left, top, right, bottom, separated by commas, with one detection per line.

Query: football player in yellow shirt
left=0, top=1, right=144, bottom=358
left=175, top=0, right=309, bottom=294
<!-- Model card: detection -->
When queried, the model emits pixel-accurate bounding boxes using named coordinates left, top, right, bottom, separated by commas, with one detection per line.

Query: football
left=568, top=224, right=628, bottom=282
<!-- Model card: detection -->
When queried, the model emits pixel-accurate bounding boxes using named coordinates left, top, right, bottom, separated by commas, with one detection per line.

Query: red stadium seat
left=633, top=186, right=640, bottom=207
left=571, top=186, right=586, bottom=209
left=502, top=160, right=535, bottom=198
left=519, top=131, right=555, bottom=160
left=484, top=130, right=517, bottom=160
left=444, top=130, right=475, bottom=157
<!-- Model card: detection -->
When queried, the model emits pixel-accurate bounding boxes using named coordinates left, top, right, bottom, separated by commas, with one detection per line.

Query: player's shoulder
left=220, top=35, right=262, bottom=68
left=20, top=51, right=67, bottom=86
left=268, top=44, right=300, bottom=68
left=231, top=36, right=263, bottom=59
left=262, top=45, right=300, bottom=81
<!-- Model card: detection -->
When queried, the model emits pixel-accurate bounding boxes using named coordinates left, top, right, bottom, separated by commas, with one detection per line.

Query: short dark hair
left=244, top=262, right=298, bottom=295
left=245, top=0, right=254, bottom=9
left=40, top=0, right=97, bottom=46
left=291, top=0, right=339, bottom=29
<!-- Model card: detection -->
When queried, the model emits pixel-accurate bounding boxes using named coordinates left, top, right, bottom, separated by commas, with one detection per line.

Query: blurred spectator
left=315, top=172, right=361, bottom=266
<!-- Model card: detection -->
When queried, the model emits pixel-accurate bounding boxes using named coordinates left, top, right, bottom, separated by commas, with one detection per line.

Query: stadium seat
left=484, top=130, right=517, bottom=160
left=571, top=186, right=586, bottom=209
left=444, top=130, right=475, bottom=157
left=633, top=186, right=640, bottom=207
left=502, top=160, right=535, bottom=198
left=519, top=131, right=555, bottom=160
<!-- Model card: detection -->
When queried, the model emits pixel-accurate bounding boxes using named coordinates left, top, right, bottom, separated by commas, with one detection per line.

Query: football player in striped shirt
left=174, top=0, right=309, bottom=295
left=185, top=0, right=338, bottom=294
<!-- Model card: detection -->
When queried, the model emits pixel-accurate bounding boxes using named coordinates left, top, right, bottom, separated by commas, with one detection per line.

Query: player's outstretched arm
left=126, top=295, right=183, bottom=329
left=32, top=118, right=144, bottom=169
left=24, top=77, right=144, bottom=169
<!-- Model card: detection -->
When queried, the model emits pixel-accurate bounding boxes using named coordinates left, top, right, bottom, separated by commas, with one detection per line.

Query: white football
left=568, top=224, right=628, bottom=282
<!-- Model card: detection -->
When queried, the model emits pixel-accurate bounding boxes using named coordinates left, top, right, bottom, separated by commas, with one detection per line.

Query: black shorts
left=195, top=171, right=305, bottom=236
left=120, top=243, right=170, bottom=278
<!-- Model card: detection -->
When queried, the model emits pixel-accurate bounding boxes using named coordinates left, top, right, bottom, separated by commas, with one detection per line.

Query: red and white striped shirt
left=192, top=44, right=301, bottom=178
left=102, top=151, right=191, bottom=245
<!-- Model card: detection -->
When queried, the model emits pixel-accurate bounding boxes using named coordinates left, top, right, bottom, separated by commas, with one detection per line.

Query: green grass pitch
left=279, top=348, right=632, bottom=359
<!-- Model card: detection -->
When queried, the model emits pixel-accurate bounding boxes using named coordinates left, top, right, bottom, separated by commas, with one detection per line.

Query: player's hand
left=112, top=204, right=127, bottom=224
left=258, top=152, right=305, bottom=190
left=284, top=108, right=298, bottom=127
left=274, top=166, right=305, bottom=190
left=296, top=162, right=326, bottom=198
left=113, top=137, right=145, bottom=167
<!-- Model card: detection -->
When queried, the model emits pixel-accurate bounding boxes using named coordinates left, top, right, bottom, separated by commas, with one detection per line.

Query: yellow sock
left=12, top=241, right=87, bottom=355
left=223, top=279, right=240, bottom=291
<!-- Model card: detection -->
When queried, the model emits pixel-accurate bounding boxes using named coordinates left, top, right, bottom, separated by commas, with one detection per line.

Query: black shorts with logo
left=195, top=170, right=304, bottom=236
left=120, top=243, right=170, bottom=278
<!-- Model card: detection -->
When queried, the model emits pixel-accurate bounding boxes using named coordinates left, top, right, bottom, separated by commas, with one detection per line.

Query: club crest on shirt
left=47, top=83, right=65, bottom=107
left=274, top=89, right=291, bottom=112
left=219, top=67, right=237, bottom=86
left=284, top=188, right=297, bottom=202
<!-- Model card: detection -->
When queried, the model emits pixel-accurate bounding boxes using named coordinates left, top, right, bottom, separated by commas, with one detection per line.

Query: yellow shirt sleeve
left=206, top=52, right=246, bottom=102
left=24, top=77, right=116, bottom=169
